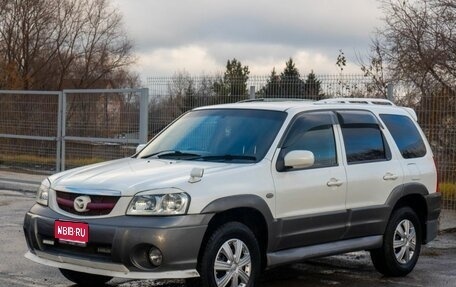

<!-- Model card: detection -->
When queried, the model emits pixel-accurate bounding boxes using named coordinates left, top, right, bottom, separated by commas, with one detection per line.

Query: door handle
left=383, top=173, right=399, bottom=181
left=327, top=178, right=343, bottom=187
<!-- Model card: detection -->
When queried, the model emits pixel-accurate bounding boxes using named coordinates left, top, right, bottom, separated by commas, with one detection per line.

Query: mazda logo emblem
left=74, top=196, right=91, bottom=212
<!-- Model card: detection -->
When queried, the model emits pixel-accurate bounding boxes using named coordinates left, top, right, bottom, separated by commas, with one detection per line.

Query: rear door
left=337, top=110, right=404, bottom=239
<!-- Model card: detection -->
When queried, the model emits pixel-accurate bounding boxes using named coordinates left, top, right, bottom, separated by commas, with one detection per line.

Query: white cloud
left=133, top=46, right=221, bottom=77
left=113, top=0, right=382, bottom=77
left=134, top=44, right=362, bottom=79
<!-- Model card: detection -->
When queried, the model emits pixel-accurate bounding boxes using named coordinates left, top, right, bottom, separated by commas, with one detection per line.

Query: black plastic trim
left=423, top=192, right=441, bottom=243
left=424, top=192, right=441, bottom=222
left=343, top=205, right=389, bottom=239
left=274, top=210, right=348, bottom=250
left=201, top=194, right=279, bottom=251
left=267, top=235, right=383, bottom=267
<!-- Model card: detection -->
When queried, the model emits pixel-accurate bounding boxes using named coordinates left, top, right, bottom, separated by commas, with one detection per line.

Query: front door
left=272, top=111, right=347, bottom=250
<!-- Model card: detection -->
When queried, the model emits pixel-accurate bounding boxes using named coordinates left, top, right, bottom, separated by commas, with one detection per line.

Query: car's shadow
left=86, top=252, right=383, bottom=287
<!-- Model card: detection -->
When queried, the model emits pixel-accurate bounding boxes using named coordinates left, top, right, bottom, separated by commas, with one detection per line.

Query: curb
left=0, top=171, right=45, bottom=193
left=0, top=179, right=40, bottom=193
left=440, top=227, right=456, bottom=234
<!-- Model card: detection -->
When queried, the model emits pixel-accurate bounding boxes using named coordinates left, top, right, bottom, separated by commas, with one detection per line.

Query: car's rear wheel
left=188, top=222, right=261, bottom=287
left=59, top=268, right=112, bottom=286
left=370, top=206, right=422, bottom=277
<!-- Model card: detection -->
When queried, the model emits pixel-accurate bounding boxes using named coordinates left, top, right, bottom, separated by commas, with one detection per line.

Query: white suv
left=24, top=98, right=441, bottom=287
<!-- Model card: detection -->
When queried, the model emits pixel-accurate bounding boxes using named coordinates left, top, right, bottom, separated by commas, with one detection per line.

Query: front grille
left=56, top=191, right=120, bottom=216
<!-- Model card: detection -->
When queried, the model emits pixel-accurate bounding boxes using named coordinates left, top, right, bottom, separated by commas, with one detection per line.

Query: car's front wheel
left=190, top=222, right=261, bottom=287
left=370, top=206, right=422, bottom=277
left=59, top=268, right=112, bottom=286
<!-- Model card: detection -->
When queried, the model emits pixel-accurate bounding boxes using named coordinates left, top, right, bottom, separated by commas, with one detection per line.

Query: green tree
left=213, top=58, right=250, bottom=102
left=279, top=58, right=306, bottom=97
left=262, top=58, right=323, bottom=99
left=304, top=70, right=323, bottom=100
left=260, top=67, right=281, bottom=97
left=281, top=58, right=300, bottom=78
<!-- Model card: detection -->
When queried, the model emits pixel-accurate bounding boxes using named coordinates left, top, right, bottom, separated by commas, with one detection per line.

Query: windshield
left=138, top=109, right=287, bottom=163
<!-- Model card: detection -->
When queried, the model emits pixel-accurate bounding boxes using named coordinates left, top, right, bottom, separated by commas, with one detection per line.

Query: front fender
left=201, top=194, right=280, bottom=251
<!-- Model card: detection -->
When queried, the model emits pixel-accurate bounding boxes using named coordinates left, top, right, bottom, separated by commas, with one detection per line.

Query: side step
left=267, top=235, right=383, bottom=267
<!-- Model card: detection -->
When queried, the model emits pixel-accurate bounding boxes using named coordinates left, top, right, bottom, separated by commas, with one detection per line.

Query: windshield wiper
left=141, top=150, right=201, bottom=159
left=199, top=154, right=257, bottom=162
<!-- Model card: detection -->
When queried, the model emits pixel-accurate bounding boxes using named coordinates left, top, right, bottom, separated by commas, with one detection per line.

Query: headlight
left=36, top=179, right=51, bottom=206
left=127, top=191, right=190, bottom=215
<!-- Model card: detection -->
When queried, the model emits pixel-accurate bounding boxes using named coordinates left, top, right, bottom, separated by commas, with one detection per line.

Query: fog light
left=148, top=247, right=163, bottom=266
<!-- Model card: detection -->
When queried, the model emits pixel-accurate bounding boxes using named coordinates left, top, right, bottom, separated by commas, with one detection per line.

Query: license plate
left=54, top=220, right=89, bottom=244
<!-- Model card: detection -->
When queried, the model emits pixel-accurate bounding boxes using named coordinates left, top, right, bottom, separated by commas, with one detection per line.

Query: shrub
left=440, top=182, right=456, bottom=200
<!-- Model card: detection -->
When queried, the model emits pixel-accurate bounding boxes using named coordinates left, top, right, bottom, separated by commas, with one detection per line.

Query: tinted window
left=338, top=111, right=388, bottom=164
left=380, top=114, right=426, bottom=158
left=139, top=109, right=287, bottom=163
left=282, top=112, right=337, bottom=168
left=337, top=110, right=379, bottom=125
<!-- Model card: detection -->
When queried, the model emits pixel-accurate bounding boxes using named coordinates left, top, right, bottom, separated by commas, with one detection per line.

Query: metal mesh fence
left=0, top=75, right=454, bottom=210
left=146, top=74, right=382, bottom=136
left=415, top=88, right=456, bottom=210
left=0, top=138, right=57, bottom=172
left=0, top=91, right=59, bottom=172
left=65, top=92, right=140, bottom=139
left=146, top=75, right=456, bottom=210
left=0, top=89, right=146, bottom=173
left=63, top=90, right=145, bottom=170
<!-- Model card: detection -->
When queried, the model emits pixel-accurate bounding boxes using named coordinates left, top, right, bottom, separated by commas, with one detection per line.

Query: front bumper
left=23, top=204, right=213, bottom=279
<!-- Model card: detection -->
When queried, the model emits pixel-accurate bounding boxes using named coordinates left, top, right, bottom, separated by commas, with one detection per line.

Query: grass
left=0, top=154, right=55, bottom=166
left=0, top=154, right=105, bottom=169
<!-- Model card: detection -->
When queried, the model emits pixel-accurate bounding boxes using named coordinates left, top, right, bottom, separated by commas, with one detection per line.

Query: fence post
left=56, top=92, right=63, bottom=172
left=61, top=91, right=67, bottom=171
left=387, top=82, right=394, bottom=102
left=139, top=88, right=149, bottom=144
left=249, top=86, right=255, bottom=100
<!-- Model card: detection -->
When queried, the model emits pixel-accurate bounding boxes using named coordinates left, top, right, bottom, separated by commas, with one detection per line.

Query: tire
left=190, top=222, right=261, bottom=287
left=59, top=269, right=112, bottom=286
left=370, top=206, right=422, bottom=277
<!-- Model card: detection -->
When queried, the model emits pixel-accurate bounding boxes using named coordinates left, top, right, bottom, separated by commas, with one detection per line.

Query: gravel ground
left=1, top=189, right=455, bottom=287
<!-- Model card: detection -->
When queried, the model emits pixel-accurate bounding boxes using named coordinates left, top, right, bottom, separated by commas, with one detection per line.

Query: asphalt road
left=1, top=189, right=456, bottom=287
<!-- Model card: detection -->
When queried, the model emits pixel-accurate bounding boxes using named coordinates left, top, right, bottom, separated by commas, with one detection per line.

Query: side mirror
left=284, top=150, right=315, bottom=169
left=136, top=144, right=146, bottom=154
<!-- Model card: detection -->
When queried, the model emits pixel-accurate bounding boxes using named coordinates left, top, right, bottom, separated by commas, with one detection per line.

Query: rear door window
left=380, top=114, right=426, bottom=158
left=337, top=111, right=390, bottom=164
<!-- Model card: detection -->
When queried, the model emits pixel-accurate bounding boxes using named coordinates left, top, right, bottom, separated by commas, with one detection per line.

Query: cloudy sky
left=112, top=0, right=384, bottom=78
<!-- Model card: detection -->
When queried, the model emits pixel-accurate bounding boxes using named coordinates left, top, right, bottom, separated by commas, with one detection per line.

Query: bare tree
left=369, top=0, right=456, bottom=95
left=359, top=39, right=389, bottom=98
left=0, top=0, right=135, bottom=90
left=366, top=0, right=456, bottom=184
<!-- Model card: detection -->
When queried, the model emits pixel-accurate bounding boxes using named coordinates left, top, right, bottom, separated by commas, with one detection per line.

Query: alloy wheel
left=213, top=238, right=252, bottom=287
left=393, top=219, right=416, bottom=264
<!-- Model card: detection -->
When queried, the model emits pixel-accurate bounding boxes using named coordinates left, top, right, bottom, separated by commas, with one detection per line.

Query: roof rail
left=315, top=98, right=395, bottom=106
left=237, top=98, right=313, bottom=103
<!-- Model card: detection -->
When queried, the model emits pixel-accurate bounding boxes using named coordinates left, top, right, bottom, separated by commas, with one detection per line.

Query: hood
left=49, top=157, right=239, bottom=196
